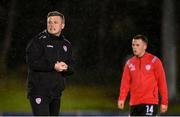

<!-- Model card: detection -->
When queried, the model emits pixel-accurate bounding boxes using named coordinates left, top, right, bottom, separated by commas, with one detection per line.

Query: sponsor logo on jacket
left=129, top=63, right=135, bottom=71
left=47, top=45, right=54, bottom=48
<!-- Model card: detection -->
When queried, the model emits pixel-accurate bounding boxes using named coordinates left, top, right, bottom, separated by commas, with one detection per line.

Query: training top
left=119, top=52, right=168, bottom=106
left=26, top=30, right=74, bottom=98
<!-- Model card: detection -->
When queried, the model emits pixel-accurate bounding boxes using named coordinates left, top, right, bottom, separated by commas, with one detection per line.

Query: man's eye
left=48, top=21, right=52, bottom=24
left=54, top=21, right=58, bottom=24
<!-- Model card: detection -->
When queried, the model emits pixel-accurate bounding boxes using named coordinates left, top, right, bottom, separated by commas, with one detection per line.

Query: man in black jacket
left=26, top=11, right=74, bottom=116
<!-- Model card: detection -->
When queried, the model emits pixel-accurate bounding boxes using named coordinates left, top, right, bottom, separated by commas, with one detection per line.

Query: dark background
left=0, top=0, right=180, bottom=115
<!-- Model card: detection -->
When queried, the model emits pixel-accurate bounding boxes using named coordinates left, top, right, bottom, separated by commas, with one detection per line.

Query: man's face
left=47, top=16, right=64, bottom=36
left=132, top=39, right=147, bottom=57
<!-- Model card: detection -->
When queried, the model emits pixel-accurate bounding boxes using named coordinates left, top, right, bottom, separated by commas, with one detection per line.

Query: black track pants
left=29, top=95, right=61, bottom=116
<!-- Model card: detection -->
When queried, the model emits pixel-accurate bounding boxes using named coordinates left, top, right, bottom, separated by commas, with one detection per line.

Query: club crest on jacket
left=145, top=64, right=151, bottom=71
left=63, top=45, right=67, bottom=52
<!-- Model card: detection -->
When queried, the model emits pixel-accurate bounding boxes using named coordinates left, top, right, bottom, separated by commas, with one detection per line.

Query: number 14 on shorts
left=146, top=105, right=154, bottom=115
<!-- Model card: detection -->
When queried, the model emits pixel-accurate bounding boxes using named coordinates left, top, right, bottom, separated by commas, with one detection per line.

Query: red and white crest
left=145, top=64, right=151, bottom=71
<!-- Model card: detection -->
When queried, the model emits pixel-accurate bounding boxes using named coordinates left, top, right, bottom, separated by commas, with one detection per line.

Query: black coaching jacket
left=26, top=30, right=74, bottom=98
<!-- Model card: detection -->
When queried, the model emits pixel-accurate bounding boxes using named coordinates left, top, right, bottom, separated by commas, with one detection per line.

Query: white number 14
left=146, top=105, right=153, bottom=113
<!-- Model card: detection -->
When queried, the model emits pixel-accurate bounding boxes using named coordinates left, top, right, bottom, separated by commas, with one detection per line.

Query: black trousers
left=29, top=95, right=61, bottom=116
left=130, top=104, right=158, bottom=116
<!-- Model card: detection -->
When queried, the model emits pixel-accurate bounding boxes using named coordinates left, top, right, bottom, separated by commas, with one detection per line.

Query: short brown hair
left=133, top=34, right=148, bottom=44
left=47, top=11, right=65, bottom=23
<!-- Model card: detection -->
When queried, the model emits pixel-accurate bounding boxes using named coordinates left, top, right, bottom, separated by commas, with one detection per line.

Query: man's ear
left=144, top=43, right=147, bottom=50
left=61, top=23, right=65, bottom=29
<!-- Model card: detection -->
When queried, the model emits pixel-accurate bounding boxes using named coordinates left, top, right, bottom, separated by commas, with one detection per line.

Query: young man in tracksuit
left=26, top=11, right=74, bottom=115
left=118, top=34, right=168, bottom=116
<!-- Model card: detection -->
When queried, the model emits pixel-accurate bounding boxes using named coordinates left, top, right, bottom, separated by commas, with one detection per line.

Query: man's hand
left=54, top=61, right=68, bottom=72
left=118, top=100, right=125, bottom=110
left=160, top=104, right=168, bottom=113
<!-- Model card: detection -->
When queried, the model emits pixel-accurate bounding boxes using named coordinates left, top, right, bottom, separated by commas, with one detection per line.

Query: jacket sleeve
left=154, top=59, right=168, bottom=105
left=26, top=38, right=55, bottom=72
left=118, top=62, right=131, bottom=101
left=63, top=45, right=75, bottom=76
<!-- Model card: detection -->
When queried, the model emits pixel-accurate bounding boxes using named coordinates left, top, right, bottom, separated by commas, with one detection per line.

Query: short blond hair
left=47, top=11, right=65, bottom=23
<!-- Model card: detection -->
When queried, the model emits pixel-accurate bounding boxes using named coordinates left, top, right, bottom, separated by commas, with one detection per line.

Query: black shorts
left=130, top=104, right=158, bottom=116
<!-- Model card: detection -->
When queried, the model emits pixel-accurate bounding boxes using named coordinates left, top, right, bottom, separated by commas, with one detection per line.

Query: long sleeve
left=119, top=63, right=131, bottom=101
left=154, top=59, right=168, bottom=105
left=26, top=38, right=55, bottom=72
left=63, top=45, right=75, bottom=76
